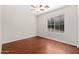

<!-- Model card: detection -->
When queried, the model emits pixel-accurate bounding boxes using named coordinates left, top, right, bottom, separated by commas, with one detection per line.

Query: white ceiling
left=24, top=5, right=66, bottom=15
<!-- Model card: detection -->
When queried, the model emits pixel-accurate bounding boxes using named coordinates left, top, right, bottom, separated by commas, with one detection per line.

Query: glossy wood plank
left=1, top=36, right=79, bottom=54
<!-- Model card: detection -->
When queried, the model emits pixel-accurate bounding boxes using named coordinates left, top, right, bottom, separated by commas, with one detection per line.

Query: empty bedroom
left=0, top=5, right=79, bottom=54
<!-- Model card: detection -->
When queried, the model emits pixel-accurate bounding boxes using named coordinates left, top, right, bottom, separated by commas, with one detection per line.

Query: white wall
left=0, top=6, right=2, bottom=53
left=37, top=6, right=78, bottom=46
left=2, top=6, right=36, bottom=43
left=78, top=6, right=79, bottom=47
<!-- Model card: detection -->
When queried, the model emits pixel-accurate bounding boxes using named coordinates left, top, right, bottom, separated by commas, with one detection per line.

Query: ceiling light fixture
left=30, top=5, right=49, bottom=12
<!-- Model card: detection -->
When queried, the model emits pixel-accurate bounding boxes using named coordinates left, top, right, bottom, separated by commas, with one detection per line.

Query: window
left=48, top=18, right=54, bottom=31
left=48, top=15, right=64, bottom=32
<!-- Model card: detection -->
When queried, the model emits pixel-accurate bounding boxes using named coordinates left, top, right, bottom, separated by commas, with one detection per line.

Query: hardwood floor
left=1, top=36, right=79, bottom=54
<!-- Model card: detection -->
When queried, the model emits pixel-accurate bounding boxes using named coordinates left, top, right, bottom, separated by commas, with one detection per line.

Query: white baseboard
left=38, top=35, right=77, bottom=46
left=2, top=35, right=77, bottom=47
left=2, top=35, right=36, bottom=44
